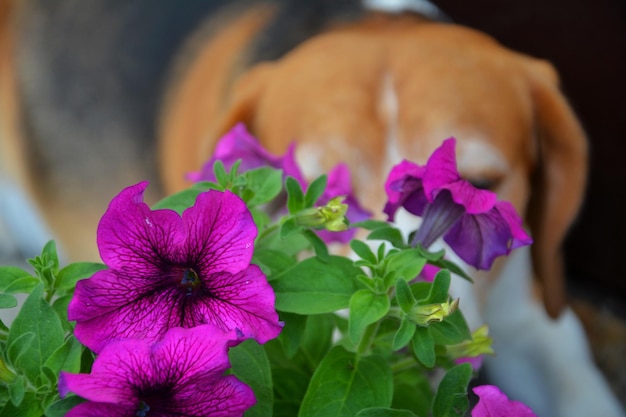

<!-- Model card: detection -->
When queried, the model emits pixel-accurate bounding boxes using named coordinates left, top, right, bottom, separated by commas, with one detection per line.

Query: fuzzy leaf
left=304, top=175, right=328, bottom=207
left=6, top=284, right=64, bottom=383
left=349, top=290, right=390, bottom=344
left=272, top=256, right=361, bottom=314
left=299, top=347, right=392, bottom=417
left=432, top=363, right=473, bottom=417
left=230, top=339, right=273, bottom=417
left=412, top=326, right=435, bottom=368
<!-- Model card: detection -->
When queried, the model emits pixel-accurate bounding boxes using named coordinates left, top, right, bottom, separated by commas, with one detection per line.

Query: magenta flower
left=384, top=138, right=532, bottom=270
left=317, top=163, right=372, bottom=243
left=472, top=385, right=537, bottom=417
left=188, top=123, right=306, bottom=186
left=68, top=182, right=282, bottom=353
left=59, top=325, right=256, bottom=417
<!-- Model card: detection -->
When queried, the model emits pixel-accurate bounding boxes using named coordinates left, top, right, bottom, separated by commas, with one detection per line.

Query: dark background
left=434, top=0, right=626, bottom=306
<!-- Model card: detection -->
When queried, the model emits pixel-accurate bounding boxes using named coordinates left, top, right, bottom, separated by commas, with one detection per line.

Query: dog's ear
left=203, top=63, right=274, bottom=154
left=525, top=60, right=588, bottom=318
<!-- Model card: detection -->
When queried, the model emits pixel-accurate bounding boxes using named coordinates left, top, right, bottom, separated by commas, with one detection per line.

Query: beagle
left=1, top=0, right=623, bottom=416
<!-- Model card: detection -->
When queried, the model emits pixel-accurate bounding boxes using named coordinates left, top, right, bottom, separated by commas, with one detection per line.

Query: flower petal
left=171, top=375, right=256, bottom=416
left=191, top=265, right=283, bottom=344
left=70, top=264, right=280, bottom=352
left=64, top=402, right=129, bottom=417
left=189, top=123, right=306, bottom=186
left=443, top=210, right=515, bottom=270
left=183, top=190, right=257, bottom=275
left=472, top=385, right=537, bottom=417
left=423, top=138, right=497, bottom=214
left=97, top=181, right=186, bottom=273
left=493, top=201, right=533, bottom=249
left=61, top=326, right=255, bottom=417
left=383, top=159, right=428, bottom=220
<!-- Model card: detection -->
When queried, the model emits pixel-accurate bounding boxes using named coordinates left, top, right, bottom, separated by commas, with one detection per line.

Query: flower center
left=179, top=268, right=202, bottom=296
left=136, top=401, right=150, bottom=417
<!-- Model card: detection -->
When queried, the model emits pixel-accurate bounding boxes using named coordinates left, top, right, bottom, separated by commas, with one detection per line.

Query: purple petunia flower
left=384, top=138, right=532, bottom=270
left=188, top=123, right=306, bottom=186
left=69, top=181, right=282, bottom=353
left=190, top=124, right=371, bottom=244
left=317, top=163, right=372, bottom=244
left=472, top=385, right=537, bottom=417
left=59, top=325, right=256, bottom=417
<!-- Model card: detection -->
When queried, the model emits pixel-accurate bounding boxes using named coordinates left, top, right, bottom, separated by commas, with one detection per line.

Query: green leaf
left=6, top=284, right=65, bottom=383
left=44, top=335, right=84, bottom=375
left=303, top=230, right=330, bottom=263
left=40, top=365, right=57, bottom=389
left=298, top=314, right=335, bottom=370
left=52, top=295, right=74, bottom=331
left=435, top=259, right=473, bottom=283
left=0, top=294, right=16, bottom=309
left=286, top=176, right=305, bottom=213
left=252, top=249, right=297, bottom=279
left=298, top=347, right=393, bottom=417
left=386, top=249, right=427, bottom=282
left=367, top=227, right=405, bottom=249
left=213, top=159, right=229, bottom=185
left=392, top=318, right=416, bottom=351
left=349, top=290, right=390, bottom=344
left=151, top=182, right=216, bottom=213
left=356, top=408, right=418, bottom=417
left=2, top=278, right=40, bottom=295
left=6, top=374, right=25, bottom=406
left=277, top=312, right=307, bottom=359
left=352, top=220, right=390, bottom=231
left=393, top=367, right=433, bottom=416
left=418, top=270, right=451, bottom=305
left=431, top=363, right=473, bottom=417
left=412, top=326, right=435, bottom=368
left=7, top=332, right=35, bottom=367
left=272, top=367, right=311, bottom=417
left=44, top=395, right=84, bottom=417
left=350, top=240, right=377, bottom=264
left=272, top=256, right=362, bottom=314
left=0, top=267, right=34, bottom=292
left=280, top=217, right=303, bottom=239
left=0, top=392, right=41, bottom=417
left=28, top=241, right=59, bottom=289
left=230, top=339, right=273, bottom=417
left=429, top=310, right=471, bottom=345
left=55, top=262, right=106, bottom=291
left=304, top=175, right=328, bottom=207
left=395, top=279, right=415, bottom=314
left=245, top=167, right=284, bottom=206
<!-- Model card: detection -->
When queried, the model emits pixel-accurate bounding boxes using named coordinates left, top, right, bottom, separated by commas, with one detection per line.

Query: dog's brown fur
left=159, top=10, right=587, bottom=318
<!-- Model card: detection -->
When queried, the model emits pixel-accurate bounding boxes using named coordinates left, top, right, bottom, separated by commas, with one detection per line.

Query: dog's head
left=161, top=14, right=587, bottom=318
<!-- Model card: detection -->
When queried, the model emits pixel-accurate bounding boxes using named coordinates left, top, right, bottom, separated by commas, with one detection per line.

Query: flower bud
left=446, top=325, right=494, bottom=360
left=295, top=196, right=348, bottom=231
left=408, top=298, right=459, bottom=326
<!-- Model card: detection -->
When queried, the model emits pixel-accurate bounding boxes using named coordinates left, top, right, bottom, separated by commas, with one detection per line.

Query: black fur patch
left=247, top=0, right=366, bottom=65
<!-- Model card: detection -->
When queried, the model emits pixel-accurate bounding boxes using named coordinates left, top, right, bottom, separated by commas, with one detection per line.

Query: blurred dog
left=1, top=0, right=624, bottom=416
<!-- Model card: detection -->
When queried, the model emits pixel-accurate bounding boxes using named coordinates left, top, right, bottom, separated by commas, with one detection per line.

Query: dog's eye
left=468, top=177, right=500, bottom=191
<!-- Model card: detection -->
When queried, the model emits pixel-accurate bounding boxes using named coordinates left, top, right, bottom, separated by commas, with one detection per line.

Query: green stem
left=390, top=356, right=420, bottom=374
left=357, top=321, right=381, bottom=356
